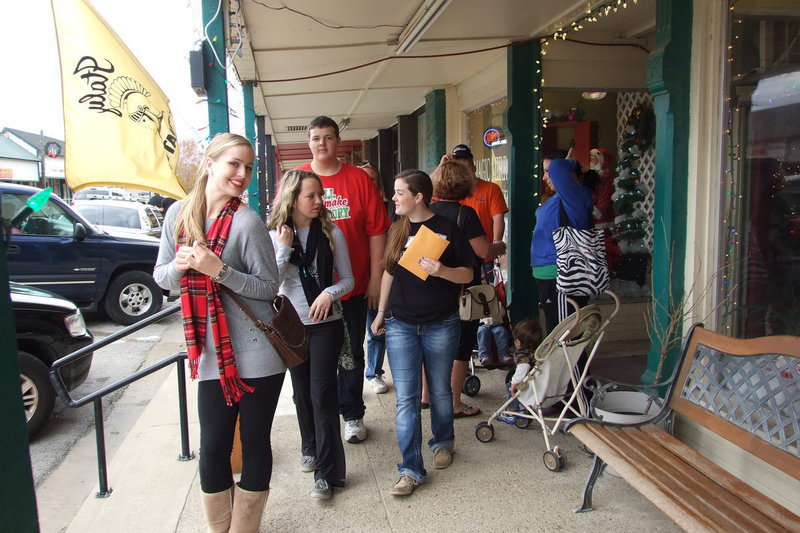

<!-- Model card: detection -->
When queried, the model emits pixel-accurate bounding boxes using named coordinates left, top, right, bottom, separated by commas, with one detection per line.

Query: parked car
left=1, top=183, right=164, bottom=325
left=73, top=199, right=164, bottom=238
left=11, top=282, right=94, bottom=436
left=71, top=186, right=135, bottom=202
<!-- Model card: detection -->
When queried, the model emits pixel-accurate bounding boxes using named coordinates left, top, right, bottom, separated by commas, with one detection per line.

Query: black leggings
left=536, top=278, right=588, bottom=334
left=198, top=373, right=285, bottom=493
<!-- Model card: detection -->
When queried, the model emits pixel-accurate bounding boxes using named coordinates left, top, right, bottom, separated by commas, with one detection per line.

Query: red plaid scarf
left=179, top=197, right=254, bottom=405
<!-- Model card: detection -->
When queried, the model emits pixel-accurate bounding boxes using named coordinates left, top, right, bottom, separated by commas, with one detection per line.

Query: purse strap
left=220, top=285, right=271, bottom=330
left=558, top=200, right=570, bottom=228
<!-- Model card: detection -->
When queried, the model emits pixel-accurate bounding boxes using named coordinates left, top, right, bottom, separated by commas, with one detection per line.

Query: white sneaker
left=369, top=376, right=389, bottom=394
left=344, top=419, right=367, bottom=443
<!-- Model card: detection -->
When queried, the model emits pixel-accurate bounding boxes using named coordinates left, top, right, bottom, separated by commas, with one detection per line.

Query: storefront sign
left=483, top=127, right=507, bottom=148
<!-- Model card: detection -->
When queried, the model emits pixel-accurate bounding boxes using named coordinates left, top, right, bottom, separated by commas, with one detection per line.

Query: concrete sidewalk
left=50, top=352, right=678, bottom=532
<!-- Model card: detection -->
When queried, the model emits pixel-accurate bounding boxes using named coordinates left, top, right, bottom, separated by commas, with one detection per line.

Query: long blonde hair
left=266, top=169, right=335, bottom=251
left=174, top=133, right=253, bottom=245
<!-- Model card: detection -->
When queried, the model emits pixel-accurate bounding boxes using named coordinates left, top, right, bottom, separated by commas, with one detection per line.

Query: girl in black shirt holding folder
left=371, top=169, right=473, bottom=496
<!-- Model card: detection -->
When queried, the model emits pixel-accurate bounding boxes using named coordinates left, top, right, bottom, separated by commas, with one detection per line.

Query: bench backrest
left=668, top=326, right=800, bottom=481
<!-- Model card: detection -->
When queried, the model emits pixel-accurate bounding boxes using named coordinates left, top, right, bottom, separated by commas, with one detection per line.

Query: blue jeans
left=385, top=313, right=458, bottom=482
left=477, top=324, right=511, bottom=361
left=365, top=308, right=385, bottom=379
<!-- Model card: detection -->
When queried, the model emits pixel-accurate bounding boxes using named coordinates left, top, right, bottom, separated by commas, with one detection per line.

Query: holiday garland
left=612, top=104, right=655, bottom=250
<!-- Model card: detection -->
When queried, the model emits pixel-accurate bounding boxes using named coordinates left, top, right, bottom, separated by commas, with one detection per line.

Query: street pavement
left=34, top=315, right=679, bottom=532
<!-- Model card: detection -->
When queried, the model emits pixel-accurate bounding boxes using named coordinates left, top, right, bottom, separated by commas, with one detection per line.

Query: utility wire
left=256, top=37, right=649, bottom=83
left=250, top=0, right=404, bottom=29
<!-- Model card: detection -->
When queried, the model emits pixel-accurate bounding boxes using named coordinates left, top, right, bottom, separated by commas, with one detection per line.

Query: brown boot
left=229, top=484, right=269, bottom=533
left=201, top=487, right=233, bottom=533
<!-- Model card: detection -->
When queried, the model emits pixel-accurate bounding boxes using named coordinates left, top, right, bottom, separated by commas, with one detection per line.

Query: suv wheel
left=19, top=351, right=56, bottom=437
left=104, top=271, right=163, bottom=325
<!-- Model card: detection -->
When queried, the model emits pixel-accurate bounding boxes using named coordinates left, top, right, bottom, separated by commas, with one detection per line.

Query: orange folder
left=397, top=224, right=450, bottom=280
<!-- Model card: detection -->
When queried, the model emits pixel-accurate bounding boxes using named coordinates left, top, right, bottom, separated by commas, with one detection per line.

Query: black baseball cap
left=452, top=144, right=473, bottom=160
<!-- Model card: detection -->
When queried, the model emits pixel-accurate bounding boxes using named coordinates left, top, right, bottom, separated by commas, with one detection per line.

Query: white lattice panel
left=617, top=92, right=656, bottom=251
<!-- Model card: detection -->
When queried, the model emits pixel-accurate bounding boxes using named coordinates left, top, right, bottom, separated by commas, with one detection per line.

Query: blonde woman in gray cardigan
left=268, top=169, right=354, bottom=500
left=154, top=133, right=284, bottom=532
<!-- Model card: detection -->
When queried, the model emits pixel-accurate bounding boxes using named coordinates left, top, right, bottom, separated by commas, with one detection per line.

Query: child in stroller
left=476, top=292, right=620, bottom=471
left=494, top=319, right=543, bottom=424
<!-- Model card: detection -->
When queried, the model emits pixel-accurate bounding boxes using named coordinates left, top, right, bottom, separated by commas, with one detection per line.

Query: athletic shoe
left=311, top=478, right=331, bottom=500
left=344, top=419, right=367, bottom=443
left=497, top=413, right=516, bottom=425
left=369, top=376, right=389, bottom=394
left=389, top=475, right=419, bottom=496
left=299, top=455, right=316, bottom=472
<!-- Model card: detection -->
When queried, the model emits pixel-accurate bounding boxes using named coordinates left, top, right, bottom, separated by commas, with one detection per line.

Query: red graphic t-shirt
left=297, top=162, right=391, bottom=299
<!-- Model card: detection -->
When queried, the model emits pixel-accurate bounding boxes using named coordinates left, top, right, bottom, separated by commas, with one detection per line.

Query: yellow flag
left=51, top=0, right=186, bottom=198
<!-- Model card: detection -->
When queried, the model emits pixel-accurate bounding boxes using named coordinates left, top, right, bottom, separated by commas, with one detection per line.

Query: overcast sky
left=0, top=0, right=211, bottom=141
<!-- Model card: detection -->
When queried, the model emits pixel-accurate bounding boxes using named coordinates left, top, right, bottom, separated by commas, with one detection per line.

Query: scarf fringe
left=222, top=376, right=256, bottom=406
left=188, top=357, right=199, bottom=380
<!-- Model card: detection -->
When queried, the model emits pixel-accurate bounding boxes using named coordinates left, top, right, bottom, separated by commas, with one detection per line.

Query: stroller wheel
left=514, top=416, right=531, bottom=429
left=475, top=422, right=494, bottom=443
left=463, top=375, right=481, bottom=397
left=543, top=448, right=565, bottom=472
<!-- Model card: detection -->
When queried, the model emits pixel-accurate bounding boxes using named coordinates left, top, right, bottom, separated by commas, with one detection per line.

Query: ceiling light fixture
left=581, top=91, right=607, bottom=100
left=394, top=0, right=452, bottom=55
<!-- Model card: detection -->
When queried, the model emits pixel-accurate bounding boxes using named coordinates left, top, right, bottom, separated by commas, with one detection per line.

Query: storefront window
left=721, top=4, right=800, bottom=336
left=465, top=98, right=509, bottom=197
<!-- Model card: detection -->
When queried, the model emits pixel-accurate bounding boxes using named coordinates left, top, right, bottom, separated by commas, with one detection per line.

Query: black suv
left=1, top=183, right=164, bottom=325
left=11, top=282, right=94, bottom=436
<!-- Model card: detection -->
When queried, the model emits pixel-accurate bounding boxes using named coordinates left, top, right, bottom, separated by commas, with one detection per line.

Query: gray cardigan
left=270, top=225, right=354, bottom=326
left=154, top=201, right=285, bottom=381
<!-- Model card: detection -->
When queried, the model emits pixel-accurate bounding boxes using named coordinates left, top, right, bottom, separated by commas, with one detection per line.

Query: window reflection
left=724, top=8, right=800, bottom=336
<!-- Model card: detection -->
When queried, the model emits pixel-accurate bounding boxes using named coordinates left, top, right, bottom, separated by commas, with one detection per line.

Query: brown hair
left=512, top=319, right=543, bottom=351
left=360, top=163, right=386, bottom=202
left=433, top=160, right=473, bottom=201
left=307, top=116, right=339, bottom=138
left=383, top=170, right=433, bottom=274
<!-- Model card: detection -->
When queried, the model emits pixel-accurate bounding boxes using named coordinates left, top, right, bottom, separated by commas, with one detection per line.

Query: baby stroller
left=475, top=291, right=621, bottom=471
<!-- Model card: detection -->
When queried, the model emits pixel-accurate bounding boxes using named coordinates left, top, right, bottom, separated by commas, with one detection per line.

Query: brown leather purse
left=222, top=287, right=309, bottom=368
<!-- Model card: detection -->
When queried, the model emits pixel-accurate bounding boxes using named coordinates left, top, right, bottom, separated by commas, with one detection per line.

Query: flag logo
left=52, top=0, right=186, bottom=199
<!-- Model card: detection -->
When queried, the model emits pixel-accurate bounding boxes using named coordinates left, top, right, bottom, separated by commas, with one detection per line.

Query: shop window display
left=722, top=6, right=800, bottom=337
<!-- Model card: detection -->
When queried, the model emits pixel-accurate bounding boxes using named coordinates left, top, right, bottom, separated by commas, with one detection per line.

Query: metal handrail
left=49, top=304, right=195, bottom=498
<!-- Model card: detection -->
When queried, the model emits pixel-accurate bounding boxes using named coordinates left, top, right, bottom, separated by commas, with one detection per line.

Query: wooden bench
left=564, top=325, right=800, bottom=532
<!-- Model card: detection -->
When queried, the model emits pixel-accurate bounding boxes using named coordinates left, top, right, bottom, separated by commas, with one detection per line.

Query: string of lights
left=720, top=3, right=743, bottom=333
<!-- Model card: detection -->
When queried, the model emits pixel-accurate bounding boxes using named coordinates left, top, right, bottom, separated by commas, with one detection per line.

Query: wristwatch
left=211, top=263, right=229, bottom=282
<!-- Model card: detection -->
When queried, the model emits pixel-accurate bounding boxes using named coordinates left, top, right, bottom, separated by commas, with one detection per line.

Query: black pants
left=536, top=278, right=589, bottom=334
left=338, top=296, right=367, bottom=421
left=290, top=320, right=346, bottom=486
left=198, top=373, right=284, bottom=493
left=456, top=319, right=478, bottom=362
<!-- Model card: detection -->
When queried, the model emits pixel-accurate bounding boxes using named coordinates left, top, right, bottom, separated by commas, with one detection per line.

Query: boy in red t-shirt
left=296, top=116, right=391, bottom=445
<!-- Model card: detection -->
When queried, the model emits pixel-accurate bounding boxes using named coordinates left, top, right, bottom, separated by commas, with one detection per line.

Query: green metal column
left=0, top=251, right=39, bottom=532
left=505, top=41, right=540, bottom=322
left=202, top=0, right=229, bottom=136
left=242, top=82, right=259, bottom=211
left=643, top=0, right=692, bottom=383
left=424, top=89, right=446, bottom=173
